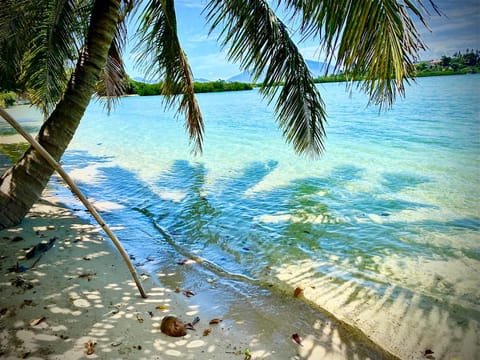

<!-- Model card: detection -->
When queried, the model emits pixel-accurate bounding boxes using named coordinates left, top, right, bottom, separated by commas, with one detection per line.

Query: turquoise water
left=66, top=75, right=479, bottom=318
left=3, top=75, right=480, bottom=354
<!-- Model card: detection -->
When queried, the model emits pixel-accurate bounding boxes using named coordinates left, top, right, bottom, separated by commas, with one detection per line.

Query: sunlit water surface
left=3, top=75, right=479, bottom=356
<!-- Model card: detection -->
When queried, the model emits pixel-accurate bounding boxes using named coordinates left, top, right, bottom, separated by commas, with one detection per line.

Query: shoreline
left=0, top=189, right=396, bottom=359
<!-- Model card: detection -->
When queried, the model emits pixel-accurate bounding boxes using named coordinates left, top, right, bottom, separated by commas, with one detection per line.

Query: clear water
left=3, top=75, right=480, bottom=351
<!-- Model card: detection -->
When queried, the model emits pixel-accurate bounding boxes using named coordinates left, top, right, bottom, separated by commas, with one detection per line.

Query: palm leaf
left=205, top=0, right=327, bottom=157
left=93, top=0, right=135, bottom=113
left=0, top=0, right=38, bottom=91
left=277, top=0, right=440, bottom=108
left=20, top=0, right=85, bottom=117
left=95, top=13, right=129, bottom=113
left=135, top=0, right=204, bottom=155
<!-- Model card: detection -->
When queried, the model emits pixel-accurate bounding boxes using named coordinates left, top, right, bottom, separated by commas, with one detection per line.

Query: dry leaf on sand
left=183, top=290, right=195, bottom=297
left=84, top=339, right=95, bottom=355
left=293, top=286, right=304, bottom=298
left=29, top=317, right=46, bottom=327
left=292, top=333, right=303, bottom=346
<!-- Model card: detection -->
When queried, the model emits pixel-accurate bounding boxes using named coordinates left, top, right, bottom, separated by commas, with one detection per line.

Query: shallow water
left=2, top=74, right=480, bottom=357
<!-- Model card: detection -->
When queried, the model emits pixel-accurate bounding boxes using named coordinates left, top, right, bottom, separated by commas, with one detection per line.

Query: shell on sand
left=160, top=316, right=187, bottom=337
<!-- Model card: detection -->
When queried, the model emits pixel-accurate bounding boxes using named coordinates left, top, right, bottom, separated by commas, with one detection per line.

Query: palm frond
left=0, top=0, right=37, bottom=91
left=278, top=0, right=440, bottom=108
left=95, top=13, right=129, bottom=113
left=20, top=0, right=86, bottom=117
left=206, top=0, right=326, bottom=157
left=135, top=0, right=204, bottom=154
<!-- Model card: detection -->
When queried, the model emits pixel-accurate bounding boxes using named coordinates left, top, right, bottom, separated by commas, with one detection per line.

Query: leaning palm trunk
left=0, top=0, right=121, bottom=228
left=0, top=108, right=147, bottom=298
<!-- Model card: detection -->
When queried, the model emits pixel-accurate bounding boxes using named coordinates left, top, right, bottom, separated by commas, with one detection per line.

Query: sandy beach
left=0, top=187, right=396, bottom=360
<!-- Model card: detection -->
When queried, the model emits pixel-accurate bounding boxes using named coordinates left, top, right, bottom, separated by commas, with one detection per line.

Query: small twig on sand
left=30, top=254, right=43, bottom=269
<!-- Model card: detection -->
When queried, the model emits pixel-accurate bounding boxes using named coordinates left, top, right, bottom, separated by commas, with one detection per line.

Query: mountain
left=305, top=59, right=333, bottom=77
left=226, top=71, right=252, bottom=83
left=226, top=59, right=333, bottom=83
left=132, top=76, right=158, bottom=84
left=132, top=76, right=212, bottom=83
left=194, top=77, right=211, bottom=83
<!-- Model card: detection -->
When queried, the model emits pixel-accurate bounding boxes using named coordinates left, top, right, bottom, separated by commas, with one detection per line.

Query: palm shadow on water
left=59, top=150, right=480, bottom=359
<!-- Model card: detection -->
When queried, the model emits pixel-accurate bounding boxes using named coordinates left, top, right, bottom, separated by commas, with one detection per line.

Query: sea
left=2, top=74, right=479, bottom=357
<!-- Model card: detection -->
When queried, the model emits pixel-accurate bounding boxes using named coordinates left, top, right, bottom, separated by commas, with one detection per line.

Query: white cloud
left=188, top=52, right=242, bottom=80
left=177, top=0, right=205, bottom=9
left=298, top=45, right=329, bottom=62
left=417, top=1, right=480, bottom=59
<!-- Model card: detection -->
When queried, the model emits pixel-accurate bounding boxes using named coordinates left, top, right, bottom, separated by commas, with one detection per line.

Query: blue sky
left=125, top=0, right=480, bottom=80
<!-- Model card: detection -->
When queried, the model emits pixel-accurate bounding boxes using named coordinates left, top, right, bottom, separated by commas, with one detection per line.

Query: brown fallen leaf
left=174, top=287, right=181, bottom=293
left=85, top=339, right=95, bottom=355
left=203, top=328, right=212, bottom=336
left=293, top=286, right=304, bottom=298
left=292, top=333, right=303, bottom=346
left=209, top=318, right=223, bottom=325
left=424, top=349, right=435, bottom=359
left=30, top=317, right=46, bottom=327
left=155, top=304, right=169, bottom=310
left=183, top=290, right=195, bottom=297
left=78, top=272, right=96, bottom=280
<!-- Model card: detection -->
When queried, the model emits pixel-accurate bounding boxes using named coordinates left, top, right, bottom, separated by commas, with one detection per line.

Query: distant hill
left=226, top=71, right=252, bottom=83
left=194, top=78, right=211, bottom=83
left=132, top=76, right=212, bottom=84
left=226, top=59, right=333, bottom=83
left=132, top=76, right=158, bottom=84
left=305, top=59, right=333, bottom=77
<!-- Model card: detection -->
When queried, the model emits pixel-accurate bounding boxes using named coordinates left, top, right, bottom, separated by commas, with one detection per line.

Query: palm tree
left=0, top=0, right=438, bottom=229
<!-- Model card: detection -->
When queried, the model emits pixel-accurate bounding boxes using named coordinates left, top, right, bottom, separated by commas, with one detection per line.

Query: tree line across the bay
left=2, top=50, right=479, bottom=106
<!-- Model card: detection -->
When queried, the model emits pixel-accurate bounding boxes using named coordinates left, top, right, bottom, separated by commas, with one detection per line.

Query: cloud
left=298, top=45, right=330, bottom=62
left=184, top=33, right=218, bottom=45
left=176, top=0, right=204, bottom=9
left=188, top=52, right=242, bottom=80
left=416, top=0, right=480, bottom=58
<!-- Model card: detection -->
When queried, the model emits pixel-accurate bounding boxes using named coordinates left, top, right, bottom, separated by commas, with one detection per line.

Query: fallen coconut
left=160, top=316, right=187, bottom=337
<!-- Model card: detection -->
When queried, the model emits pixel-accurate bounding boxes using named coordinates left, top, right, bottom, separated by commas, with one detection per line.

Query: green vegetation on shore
left=1, top=50, right=478, bottom=105
left=313, top=49, right=480, bottom=83
left=0, top=143, right=30, bottom=163
left=412, top=49, right=480, bottom=78
left=127, top=79, right=253, bottom=96
left=0, top=92, right=16, bottom=108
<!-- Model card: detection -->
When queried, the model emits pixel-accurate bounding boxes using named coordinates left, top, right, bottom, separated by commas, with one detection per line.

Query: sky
left=124, top=0, right=480, bottom=81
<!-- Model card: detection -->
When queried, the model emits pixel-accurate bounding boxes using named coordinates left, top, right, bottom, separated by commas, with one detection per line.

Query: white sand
left=0, top=191, right=392, bottom=360
left=275, top=259, right=479, bottom=360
